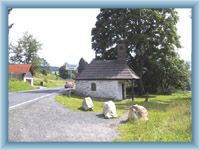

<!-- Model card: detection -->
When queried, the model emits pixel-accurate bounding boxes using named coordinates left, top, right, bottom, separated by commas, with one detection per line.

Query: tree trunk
left=139, top=77, right=145, bottom=95
left=131, top=80, right=135, bottom=101
left=138, top=59, right=145, bottom=96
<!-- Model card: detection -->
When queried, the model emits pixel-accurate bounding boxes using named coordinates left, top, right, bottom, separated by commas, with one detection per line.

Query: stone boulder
left=128, top=104, right=148, bottom=121
left=82, top=97, right=94, bottom=111
left=103, top=101, right=117, bottom=119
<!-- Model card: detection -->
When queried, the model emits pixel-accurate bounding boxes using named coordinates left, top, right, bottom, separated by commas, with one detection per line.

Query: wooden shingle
left=76, top=60, right=139, bottom=80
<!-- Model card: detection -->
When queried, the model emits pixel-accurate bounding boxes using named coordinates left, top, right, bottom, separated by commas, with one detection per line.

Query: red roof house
left=9, top=64, right=34, bottom=86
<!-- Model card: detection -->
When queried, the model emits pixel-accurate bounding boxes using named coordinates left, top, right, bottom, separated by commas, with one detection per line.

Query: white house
left=75, top=40, right=140, bottom=100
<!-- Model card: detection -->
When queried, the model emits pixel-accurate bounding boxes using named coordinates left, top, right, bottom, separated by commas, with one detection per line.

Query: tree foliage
left=10, top=32, right=42, bottom=64
left=77, top=58, right=88, bottom=74
left=31, top=57, right=51, bottom=76
left=59, top=65, right=68, bottom=79
left=59, top=63, right=78, bottom=79
left=9, top=32, right=50, bottom=75
left=91, top=9, right=190, bottom=94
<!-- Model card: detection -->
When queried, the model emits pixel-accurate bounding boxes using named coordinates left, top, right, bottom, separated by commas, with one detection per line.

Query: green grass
left=35, top=72, right=62, bottom=80
left=34, top=73, right=66, bottom=88
left=56, top=91, right=129, bottom=116
left=56, top=94, right=105, bottom=113
left=115, top=99, right=191, bottom=142
left=56, top=91, right=192, bottom=142
left=45, top=80, right=66, bottom=88
left=9, top=79, right=38, bottom=92
left=34, top=78, right=66, bottom=88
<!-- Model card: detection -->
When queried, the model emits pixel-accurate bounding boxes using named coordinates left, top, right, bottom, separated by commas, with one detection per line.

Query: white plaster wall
left=76, top=80, right=123, bottom=100
left=24, top=77, right=33, bottom=86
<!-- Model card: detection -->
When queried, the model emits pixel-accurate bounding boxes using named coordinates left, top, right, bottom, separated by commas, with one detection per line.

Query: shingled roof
left=76, top=40, right=140, bottom=80
left=9, top=64, right=32, bottom=74
left=76, top=60, right=139, bottom=80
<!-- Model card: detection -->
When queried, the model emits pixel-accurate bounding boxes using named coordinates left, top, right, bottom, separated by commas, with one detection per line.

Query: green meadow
left=56, top=91, right=192, bottom=142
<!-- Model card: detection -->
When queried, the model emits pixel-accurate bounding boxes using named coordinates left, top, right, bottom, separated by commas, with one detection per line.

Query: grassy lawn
left=9, top=72, right=66, bottom=92
left=9, top=79, right=38, bottom=92
left=34, top=79, right=66, bottom=88
left=34, top=73, right=66, bottom=88
left=56, top=92, right=127, bottom=116
left=56, top=91, right=192, bottom=142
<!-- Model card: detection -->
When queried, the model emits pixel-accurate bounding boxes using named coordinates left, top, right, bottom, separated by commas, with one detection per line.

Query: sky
left=9, top=8, right=192, bottom=67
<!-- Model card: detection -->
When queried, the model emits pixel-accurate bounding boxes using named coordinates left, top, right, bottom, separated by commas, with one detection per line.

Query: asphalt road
left=8, top=88, right=126, bottom=142
left=9, top=88, right=64, bottom=109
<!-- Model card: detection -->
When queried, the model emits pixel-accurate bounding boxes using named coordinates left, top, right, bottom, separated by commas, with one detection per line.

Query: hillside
left=34, top=72, right=66, bottom=88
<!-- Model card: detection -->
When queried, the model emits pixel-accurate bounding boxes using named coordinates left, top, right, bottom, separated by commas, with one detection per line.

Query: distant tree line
left=58, top=63, right=78, bottom=79
left=58, top=58, right=88, bottom=80
left=91, top=8, right=191, bottom=94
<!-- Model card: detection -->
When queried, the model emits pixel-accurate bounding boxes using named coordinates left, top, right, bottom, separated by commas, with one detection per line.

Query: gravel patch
left=9, top=94, right=127, bottom=142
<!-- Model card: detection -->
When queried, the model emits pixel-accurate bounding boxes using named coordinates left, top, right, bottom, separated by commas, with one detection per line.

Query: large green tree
left=9, top=32, right=51, bottom=75
left=91, top=8, right=190, bottom=94
left=10, top=32, right=42, bottom=64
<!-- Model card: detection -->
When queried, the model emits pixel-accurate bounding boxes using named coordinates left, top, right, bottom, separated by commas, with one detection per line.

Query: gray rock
left=82, top=97, right=94, bottom=111
left=103, top=101, right=117, bottom=119
left=128, top=104, right=148, bottom=121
